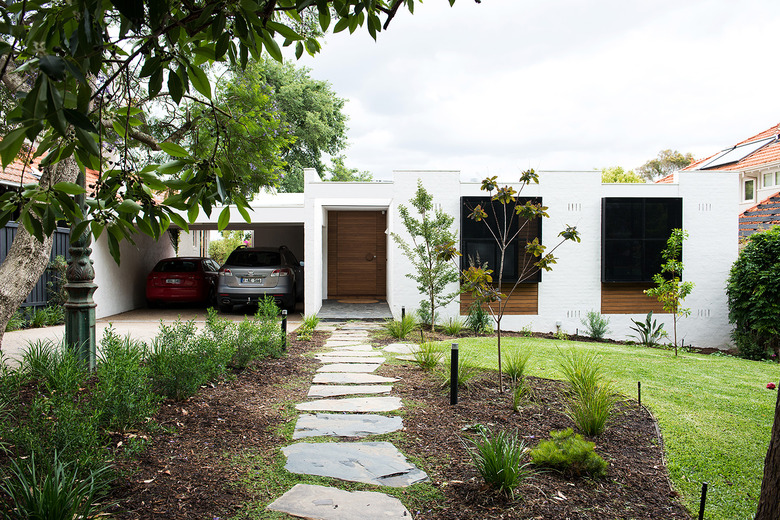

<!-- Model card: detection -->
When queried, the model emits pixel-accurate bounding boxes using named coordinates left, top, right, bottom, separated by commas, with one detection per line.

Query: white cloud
left=295, top=0, right=780, bottom=179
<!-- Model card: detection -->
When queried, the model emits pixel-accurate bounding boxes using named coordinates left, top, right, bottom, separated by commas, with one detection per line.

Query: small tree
left=601, top=166, right=644, bottom=183
left=439, top=171, right=580, bottom=391
left=392, top=180, right=459, bottom=327
left=208, top=231, right=251, bottom=265
left=644, top=229, right=694, bottom=356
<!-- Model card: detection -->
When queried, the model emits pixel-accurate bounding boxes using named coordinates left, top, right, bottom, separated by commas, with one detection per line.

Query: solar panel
left=701, top=136, right=776, bottom=169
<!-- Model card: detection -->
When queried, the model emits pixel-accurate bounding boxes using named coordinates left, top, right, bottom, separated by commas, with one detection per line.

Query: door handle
left=365, top=253, right=376, bottom=262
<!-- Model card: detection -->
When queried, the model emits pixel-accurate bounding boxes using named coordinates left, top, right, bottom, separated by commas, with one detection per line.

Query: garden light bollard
left=698, top=482, right=708, bottom=520
left=401, top=306, right=406, bottom=320
left=638, top=381, right=642, bottom=407
left=281, top=309, right=288, bottom=351
left=450, top=343, right=459, bottom=405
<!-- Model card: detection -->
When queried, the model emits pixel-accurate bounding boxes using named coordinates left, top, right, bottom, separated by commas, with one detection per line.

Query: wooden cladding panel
left=460, top=283, right=538, bottom=315
left=600, top=283, right=665, bottom=314
left=327, top=211, right=386, bottom=298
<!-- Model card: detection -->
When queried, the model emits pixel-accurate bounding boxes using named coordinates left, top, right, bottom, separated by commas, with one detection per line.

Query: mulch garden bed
left=100, top=328, right=690, bottom=519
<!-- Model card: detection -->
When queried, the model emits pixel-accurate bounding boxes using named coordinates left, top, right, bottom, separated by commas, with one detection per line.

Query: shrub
left=443, top=316, right=464, bottom=336
left=383, top=314, right=416, bottom=339
left=94, top=327, right=159, bottom=431
left=295, top=314, right=319, bottom=342
left=581, top=311, right=610, bottom=340
left=628, top=311, right=667, bottom=347
left=503, top=348, right=530, bottom=386
left=255, top=295, right=280, bottom=320
left=530, top=428, right=608, bottom=478
left=466, top=428, right=533, bottom=497
left=5, top=310, right=25, bottom=332
left=465, top=302, right=492, bottom=336
left=558, top=350, right=617, bottom=436
left=0, top=451, right=113, bottom=520
left=412, top=341, right=444, bottom=371
left=146, top=319, right=231, bottom=401
left=732, top=329, right=771, bottom=361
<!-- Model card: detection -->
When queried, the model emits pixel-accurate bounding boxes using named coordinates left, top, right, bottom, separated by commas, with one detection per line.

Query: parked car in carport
left=216, top=245, right=303, bottom=312
left=146, top=257, right=220, bottom=307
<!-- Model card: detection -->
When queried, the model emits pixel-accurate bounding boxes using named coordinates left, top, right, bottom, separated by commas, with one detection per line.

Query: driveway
left=1, top=307, right=302, bottom=367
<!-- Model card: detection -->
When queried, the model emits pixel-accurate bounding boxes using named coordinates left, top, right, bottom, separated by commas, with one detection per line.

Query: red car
left=145, top=257, right=221, bottom=307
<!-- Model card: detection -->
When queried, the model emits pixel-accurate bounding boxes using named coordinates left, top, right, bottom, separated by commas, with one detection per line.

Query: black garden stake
left=450, top=343, right=459, bottom=405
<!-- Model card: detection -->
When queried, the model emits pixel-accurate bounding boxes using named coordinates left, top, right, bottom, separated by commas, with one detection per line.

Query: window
left=601, top=198, right=682, bottom=283
left=460, top=196, right=542, bottom=283
left=763, top=172, right=780, bottom=188
left=744, top=179, right=755, bottom=201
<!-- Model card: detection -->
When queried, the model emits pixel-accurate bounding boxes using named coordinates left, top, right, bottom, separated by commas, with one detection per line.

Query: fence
left=0, top=223, right=71, bottom=308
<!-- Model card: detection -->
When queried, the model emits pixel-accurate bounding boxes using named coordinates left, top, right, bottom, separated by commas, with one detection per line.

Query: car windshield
left=155, top=260, right=198, bottom=273
left=226, top=251, right=280, bottom=267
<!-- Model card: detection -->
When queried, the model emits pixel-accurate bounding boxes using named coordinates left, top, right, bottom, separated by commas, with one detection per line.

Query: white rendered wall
left=92, top=231, right=174, bottom=319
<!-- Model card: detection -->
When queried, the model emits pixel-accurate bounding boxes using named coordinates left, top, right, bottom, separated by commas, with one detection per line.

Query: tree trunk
left=756, top=385, right=780, bottom=520
left=0, top=158, right=79, bottom=350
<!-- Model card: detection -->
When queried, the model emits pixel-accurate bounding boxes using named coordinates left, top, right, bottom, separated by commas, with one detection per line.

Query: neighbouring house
left=180, top=168, right=737, bottom=349
left=672, top=123, right=780, bottom=239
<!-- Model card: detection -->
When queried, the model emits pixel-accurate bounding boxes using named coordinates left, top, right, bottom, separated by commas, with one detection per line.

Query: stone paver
left=383, top=343, right=419, bottom=354
left=324, top=340, right=365, bottom=347
left=312, top=372, right=398, bottom=384
left=330, top=344, right=375, bottom=351
left=315, top=350, right=384, bottom=357
left=308, top=384, right=392, bottom=398
left=282, top=442, right=428, bottom=487
left=316, top=363, right=381, bottom=373
left=267, top=483, right=412, bottom=519
left=296, top=396, right=402, bottom=412
left=316, top=356, right=386, bottom=364
left=293, top=413, right=403, bottom=439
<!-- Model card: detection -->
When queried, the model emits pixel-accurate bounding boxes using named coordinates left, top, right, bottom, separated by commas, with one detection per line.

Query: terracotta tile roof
left=655, top=173, right=675, bottom=184
left=0, top=148, right=100, bottom=189
left=685, top=123, right=780, bottom=172
left=739, top=191, right=780, bottom=239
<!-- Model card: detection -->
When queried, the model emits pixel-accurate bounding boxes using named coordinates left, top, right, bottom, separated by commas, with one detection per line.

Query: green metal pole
left=64, top=170, right=97, bottom=370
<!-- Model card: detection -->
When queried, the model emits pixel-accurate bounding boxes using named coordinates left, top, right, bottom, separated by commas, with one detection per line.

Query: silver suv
left=216, top=246, right=304, bottom=312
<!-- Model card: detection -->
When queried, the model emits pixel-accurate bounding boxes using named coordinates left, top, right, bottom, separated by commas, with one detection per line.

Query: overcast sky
left=293, top=0, right=780, bottom=181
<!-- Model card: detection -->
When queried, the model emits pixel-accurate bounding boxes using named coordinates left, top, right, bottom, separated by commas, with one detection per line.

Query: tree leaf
left=0, top=128, right=28, bottom=168
left=215, top=33, right=230, bottom=60
left=318, top=7, right=331, bottom=31
left=149, top=67, right=164, bottom=97
left=73, top=127, right=100, bottom=156
left=217, top=206, right=230, bottom=230
left=261, top=31, right=283, bottom=62
left=168, top=211, right=190, bottom=231
left=187, top=63, right=212, bottom=99
left=266, top=20, right=303, bottom=41
left=158, top=160, right=188, bottom=175
left=38, top=55, right=66, bottom=81
left=117, top=199, right=143, bottom=213
left=158, top=142, right=189, bottom=158
left=168, top=69, right=183, bottom=104
left=63, top=109, right=98, bottom=133
left=53, top=182, right=86, bottom=195
left=109, top=0, right=144, bottom=29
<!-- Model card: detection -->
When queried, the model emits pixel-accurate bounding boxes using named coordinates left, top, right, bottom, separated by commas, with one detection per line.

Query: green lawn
left=448, top=336, right=777, bottom=520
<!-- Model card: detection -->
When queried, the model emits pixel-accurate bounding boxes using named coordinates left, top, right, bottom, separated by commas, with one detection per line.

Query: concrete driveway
left=1, top=306, right=302, bottom=367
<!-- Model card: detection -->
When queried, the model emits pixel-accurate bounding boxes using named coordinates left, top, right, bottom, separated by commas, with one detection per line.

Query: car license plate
left=166, top=279, right=181, bottom=284
left=242, top=277, right=263, bottom=283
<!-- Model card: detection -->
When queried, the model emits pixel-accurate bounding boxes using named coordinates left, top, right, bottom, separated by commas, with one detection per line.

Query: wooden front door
left=327, top=211, right=386, bottom=298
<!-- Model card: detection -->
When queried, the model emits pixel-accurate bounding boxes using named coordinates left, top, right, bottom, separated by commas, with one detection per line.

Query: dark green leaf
left=110, top=0, right=144, bottom=29
left=43, top=207, right=56, bottom=236
left=21, top=211, right=44, bottom=241
left=46, top=83, right=68, bottom=135
left=158, top=160, right=188, bottom=175
left=295, top=41, right=304, bottom=59
left=39, top=55, right=66, bottom=81
left=215, top=33, right=230, bottom=60
left=74, top=127, right=100, bottom=156
left=168, top=69, right=183, bottom=104
left=136, top=215, right=155, bottom=237
left=319, top=7, right=331, bottom=31
left=70, top=220, right=90, bottom=242
left=148, top=0, right=169, bottom=30
left=107, top=232, right=121, bottom=265
left=261, top=31, right=283, bottom=62
left=168, top=211, right=189, bottom=231
left=159, top=142, right=189, bottom=158
left=63, top=109, right=98, bottom=133
left=139, top=56, right=162, bottom=78
left=149, top=67, right=163, bottom=97
left=266, top=20, right=303, bottom=41
left=187, top=63, right=212, bottom=99
left=333, top=17, right=349, bottom=33
left=117, top=199, right=143, bottom=213
left=0, top=128, right=28, bottom=168
left=236, top=202, right=251, bottom=223
left=187, top=204, right=199, bottom=223
left=53, top=182, right=86, bottom=195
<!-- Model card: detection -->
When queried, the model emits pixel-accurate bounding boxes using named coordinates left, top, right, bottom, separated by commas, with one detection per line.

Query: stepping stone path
left=267, top=323, right=422, bottom=519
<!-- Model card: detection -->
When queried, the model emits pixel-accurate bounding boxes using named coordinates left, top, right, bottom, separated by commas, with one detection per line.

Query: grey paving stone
left=329, top=344, right=375, bottom=351
left=312, top=373, right=398, bottom=384
left=383, top=343, right=420, bottom=354
left=282, top=442, right=428, bottom=487
left=308, top=384, right=392, bottom=398
left=324, top=340, right=365, bottom=347
left=267, top=484, right=412, bottom=519
left=316, top=356, right=386, bottom=364
left=316, top=350, right=384, bottom=357
left=316, top=363, right=381, bottom=373
left=296, top=396, right=402, bottom=413
left=293, top=413, right=403, bottom=439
